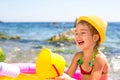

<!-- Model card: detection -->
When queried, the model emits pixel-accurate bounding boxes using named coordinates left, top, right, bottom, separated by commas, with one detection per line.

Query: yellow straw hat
left=76, top=15, right=107, bottom=44
left=36, top=48, right=66, bottom=79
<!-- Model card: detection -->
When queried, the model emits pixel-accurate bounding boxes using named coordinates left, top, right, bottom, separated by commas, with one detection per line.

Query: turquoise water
left=0, top=22, right=120, bottom=53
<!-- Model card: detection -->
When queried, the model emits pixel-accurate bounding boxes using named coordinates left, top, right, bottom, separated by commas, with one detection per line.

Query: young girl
left=56, top=15, right=109, bottom=80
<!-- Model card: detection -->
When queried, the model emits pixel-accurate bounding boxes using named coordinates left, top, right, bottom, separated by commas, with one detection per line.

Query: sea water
left=0, top=22, right=72, bottom=40
left=0, top=22, right=75, bottom=62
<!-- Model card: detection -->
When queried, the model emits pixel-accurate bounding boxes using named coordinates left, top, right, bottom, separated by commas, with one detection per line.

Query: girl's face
left=74, top=23, right=96, bottom=50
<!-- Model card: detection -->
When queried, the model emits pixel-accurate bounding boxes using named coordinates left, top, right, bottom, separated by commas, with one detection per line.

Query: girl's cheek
left=74, top=34, right=79, bottom=39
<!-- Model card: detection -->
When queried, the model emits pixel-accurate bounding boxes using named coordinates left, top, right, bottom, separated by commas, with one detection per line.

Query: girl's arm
left=66, top=53, right=80, bottom=76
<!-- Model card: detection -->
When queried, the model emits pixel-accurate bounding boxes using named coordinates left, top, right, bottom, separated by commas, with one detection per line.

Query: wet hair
left=74, top=19, right=100, bottom=49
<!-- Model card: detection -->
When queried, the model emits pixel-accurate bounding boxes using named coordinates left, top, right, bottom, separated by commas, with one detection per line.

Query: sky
left=0, top=0, right=120, bottom=22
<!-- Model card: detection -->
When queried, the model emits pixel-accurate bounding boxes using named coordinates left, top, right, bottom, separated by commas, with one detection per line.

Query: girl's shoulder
left=95, top=51, right=108, bottom=64
left=94, top=51, right=109, bottom=71
left=72, top=51, right=83, bottom=62
left=74, top=51, right=83, bottom=57
left=96, top=51, right=107, bottom=59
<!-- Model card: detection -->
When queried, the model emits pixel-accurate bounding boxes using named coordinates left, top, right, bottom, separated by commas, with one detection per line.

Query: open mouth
left=78, top=41, right=84, bottom=45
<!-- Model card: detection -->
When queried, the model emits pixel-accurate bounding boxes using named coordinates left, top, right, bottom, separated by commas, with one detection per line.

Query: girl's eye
left=81, top=32, right=86, bottom=34
left=75, top=33, right=78, bottom=35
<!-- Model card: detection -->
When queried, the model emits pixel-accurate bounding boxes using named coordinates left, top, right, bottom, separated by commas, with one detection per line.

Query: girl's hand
left=55, top=73, right=76, bottom=80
